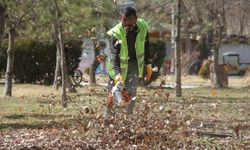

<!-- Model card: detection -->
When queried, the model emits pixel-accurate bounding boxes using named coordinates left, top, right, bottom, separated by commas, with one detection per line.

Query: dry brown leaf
left=210, top=88, right=217, bottom=96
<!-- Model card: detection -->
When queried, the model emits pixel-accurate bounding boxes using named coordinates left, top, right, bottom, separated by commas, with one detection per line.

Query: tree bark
left=58, top=29, right=67, bottom=107
left=4, top=28, right=15, bottom=97
left=211, top=0, right=226, bottom=88
left=52, top=22, right=61, bottom=90
left=51, top=3, right=76, bottom=93
left=212, top=26, right=223, bottom=88
left=66, top=71, right=77, bottom=92
left=175, top=0, right=182, bottom=97
left=53, top=47, right=61, bottom=89
left=171, top=5, right=176, bottom=74
left=89, top=65, right=96, bottom=86
left=89, top=46, right=99, bottom=86
left=54, top=0, right=67, bottom=107
left=0, top=3, right=6, bottom=47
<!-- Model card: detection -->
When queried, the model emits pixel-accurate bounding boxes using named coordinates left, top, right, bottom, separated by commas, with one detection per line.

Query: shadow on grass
left=1, top=113, right=95, bottom=130
left=3, top=113, right=60, bottom=120
left=36, top=99, right=55, bottom=104
left=0, top=122, right=58, bottom=130
left=193, top=96, right=250, bottom=103
left=77, top=92, right=107, bottom=98
left=4, top=114, right=25, bottom=119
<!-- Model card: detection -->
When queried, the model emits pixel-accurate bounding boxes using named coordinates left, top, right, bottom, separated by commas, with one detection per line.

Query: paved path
left=1, top=75, right=248, bottom=89
left=81, top=75, right=249, bottom=89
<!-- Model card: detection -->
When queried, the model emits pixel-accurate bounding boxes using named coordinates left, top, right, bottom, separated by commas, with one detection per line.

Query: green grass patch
left=0, top=83, right=250, bottom=149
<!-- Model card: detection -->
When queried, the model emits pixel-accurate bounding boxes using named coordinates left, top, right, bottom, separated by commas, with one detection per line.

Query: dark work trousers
left=104, top=61, right=139, bottom=121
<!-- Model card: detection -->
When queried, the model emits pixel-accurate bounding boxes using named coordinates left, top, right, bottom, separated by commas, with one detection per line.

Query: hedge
left=0, top=37, right=82, bottom=84
left=0, top=37, right=166, bottom=85
left=142, top=39, right=166, bottom=86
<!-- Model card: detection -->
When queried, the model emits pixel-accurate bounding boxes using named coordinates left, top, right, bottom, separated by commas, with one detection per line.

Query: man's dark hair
left=122, top=7, right=136, bottom=17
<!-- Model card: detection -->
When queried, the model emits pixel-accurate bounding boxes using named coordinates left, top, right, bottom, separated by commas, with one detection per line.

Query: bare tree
left=51, top=13, right=76, bottom=93
left=202, top=0, right=228, bottom=88
left=189, top=0, right=234, bottom=88
left=226, top=0, right=250, bottom=36
left=4, top=26, right=15, bottom=96
left=52, top=0, right=67, bottom=107
left=174, top=0, right=182, bottom=96
left=48, top=0, right=77, bottom=93
left=180, top=0, right=195, bottom=74
left=3, top=1, right=40, bottom=96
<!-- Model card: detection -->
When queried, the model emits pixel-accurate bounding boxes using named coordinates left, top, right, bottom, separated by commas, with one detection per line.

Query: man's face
left=121, top=15, right=137, bottom=32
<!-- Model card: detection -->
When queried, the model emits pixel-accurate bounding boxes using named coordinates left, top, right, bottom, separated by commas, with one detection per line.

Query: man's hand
left=144, top=64, right=152, bottom=81
left=96, top=55, right=105, bottom=62
left=114, top=74, right=122, bottom=84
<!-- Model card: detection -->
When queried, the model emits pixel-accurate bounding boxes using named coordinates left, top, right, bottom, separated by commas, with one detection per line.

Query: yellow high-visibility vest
left=107, top=18, right=149, bottom=81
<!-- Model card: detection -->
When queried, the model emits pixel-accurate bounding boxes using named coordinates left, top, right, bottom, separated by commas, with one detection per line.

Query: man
left=104, top=7, right=152, bottom=124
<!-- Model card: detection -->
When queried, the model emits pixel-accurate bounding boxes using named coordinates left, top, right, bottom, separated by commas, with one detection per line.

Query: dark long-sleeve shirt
left=110, top=24, right=150, bottom=75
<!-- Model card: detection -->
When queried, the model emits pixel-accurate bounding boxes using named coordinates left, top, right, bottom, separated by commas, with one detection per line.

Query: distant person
left=89, top=41, right=106, bottom=85
left=189, top=56, right=202, bottom=75
left=104, top=7, right=152, bottom=125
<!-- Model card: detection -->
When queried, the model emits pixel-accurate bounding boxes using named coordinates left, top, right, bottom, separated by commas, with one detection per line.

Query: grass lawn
left=0, top=78, right=250, bottom=149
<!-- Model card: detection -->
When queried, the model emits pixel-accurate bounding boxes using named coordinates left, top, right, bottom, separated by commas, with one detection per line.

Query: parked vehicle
left=222, top=52, right=240, bottom=75
left=219, top=44, right=250, bottom=75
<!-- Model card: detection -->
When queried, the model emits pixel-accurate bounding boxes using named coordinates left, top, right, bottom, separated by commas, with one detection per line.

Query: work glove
left=96, top=54, right=105, bottom=62
left=114, top=74, right=122, bottom=85
left=144, top=64, right=152, bottom=81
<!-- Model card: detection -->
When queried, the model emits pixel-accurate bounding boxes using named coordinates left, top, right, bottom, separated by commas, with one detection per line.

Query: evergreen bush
left=0, top=37, right=82, bottom=84
left=142, top=39, right=166, bottom=86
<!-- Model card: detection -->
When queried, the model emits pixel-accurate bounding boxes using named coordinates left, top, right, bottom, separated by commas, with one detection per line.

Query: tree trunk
left=0, top=3, right=6, bottom=47
left=4, top=28, right=15, bottom=97
left=53, top=42, right=61, bottom=90
left=54, top=0, right=66, bottom=107
left=171, top=5, right=176, bottom=74
left=65, top=70, right=77, bottom=92
left=205, top=14, right=214, bottom=59
left=89, top=65, right=96, bottom=86
left=183, top=26, right=192, bottom=75
left=212, top=27, right=223, bottom=88
left=212, top=46, right=220, bottom=88
left=89, top=46, right=99, bottom=86
left=175, top=0, right=182, bottom=97
left=52, top=21, right=61, bottom=90
left=58, top=30, right=67, bottom=107
left=51, top=4, right=76, bottom=93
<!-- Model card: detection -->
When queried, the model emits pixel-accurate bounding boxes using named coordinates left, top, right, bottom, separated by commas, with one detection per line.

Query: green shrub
left=0, top=38, right=56, bottom=84
left=64, top=37, right=82, bottom=75
left=198, top=60, right=212, bottom=79
left=0, top=37, right=82, bottom=84
left=0, top=47, right=6, bottom=75
left=150, top=39, right=166, bottom=69
left=142, top=39, right=166, bottom=85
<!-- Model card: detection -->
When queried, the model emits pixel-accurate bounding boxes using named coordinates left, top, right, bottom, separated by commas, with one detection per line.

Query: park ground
left=0, top=75, right=250, bottom=149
